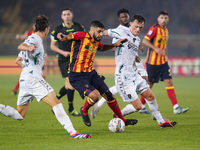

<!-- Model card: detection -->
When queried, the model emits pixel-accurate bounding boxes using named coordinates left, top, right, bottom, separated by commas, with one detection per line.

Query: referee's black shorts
left=58, top=59, right=70, bottom=78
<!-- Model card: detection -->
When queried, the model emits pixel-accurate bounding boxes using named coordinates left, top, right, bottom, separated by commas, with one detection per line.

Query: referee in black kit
left=50, top=7, right=84, bottom=116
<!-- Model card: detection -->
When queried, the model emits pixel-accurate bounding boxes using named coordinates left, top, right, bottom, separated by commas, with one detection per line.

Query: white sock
left=141, top=104, right=146, bottom=109
left=146, top=99, right=165, bottom=124
left=97, top=85, right=118, bottom=108
left=97, top=97, right=106, bottom=108
left=52, top=103, right=76, bottom=135
left=173, top=104, right=179, bottom=109
left=109, top=86, right=118, bottom=95
left=121, top=104, right=137, bottom=116
left=0, top=104, right=24, bottom=120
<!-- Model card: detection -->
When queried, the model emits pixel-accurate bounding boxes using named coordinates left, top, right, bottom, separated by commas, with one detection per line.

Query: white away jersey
left=108, top=25, right=141, bottom=74
left=19, top=34, right=45, bottom=80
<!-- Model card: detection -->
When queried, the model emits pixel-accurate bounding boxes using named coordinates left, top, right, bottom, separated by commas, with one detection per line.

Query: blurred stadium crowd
left=0, top=0, right=200, bottom=56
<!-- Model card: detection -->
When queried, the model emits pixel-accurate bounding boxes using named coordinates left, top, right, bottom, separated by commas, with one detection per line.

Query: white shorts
left=17, top=77, right=54, bottom=105
left=115, top=72, right=149, bottom=102
left=135, top=62, right=148, bottom=77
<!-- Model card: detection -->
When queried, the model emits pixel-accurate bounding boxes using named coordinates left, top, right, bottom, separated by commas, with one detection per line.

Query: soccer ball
left=108, top=118, right=125, bottom=133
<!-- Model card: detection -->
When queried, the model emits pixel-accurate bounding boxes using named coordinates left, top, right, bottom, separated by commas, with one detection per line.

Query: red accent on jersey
left=26, top=30, right=35, bottom=36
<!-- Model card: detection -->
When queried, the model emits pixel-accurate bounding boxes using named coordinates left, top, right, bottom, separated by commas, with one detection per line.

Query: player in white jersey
left=98, top=14, right=177, bottom=128
left=0, top=15, right=91, bottom=139
left=91, top=9, right=150, bottom=119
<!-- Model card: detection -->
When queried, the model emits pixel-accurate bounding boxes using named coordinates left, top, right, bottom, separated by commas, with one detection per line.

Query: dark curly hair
left=35, top=15, right=49, bottom=32
left=117, top=8, right=129, bottom=17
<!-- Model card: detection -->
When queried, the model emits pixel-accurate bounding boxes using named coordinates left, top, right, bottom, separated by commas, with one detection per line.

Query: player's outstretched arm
left=100, top=38, right=127, bottom=52
left=16, top=33, right=27, bottom=41
left=57, top=33, right=73, bottom=41
left=18, top=43, right=36, bottom=52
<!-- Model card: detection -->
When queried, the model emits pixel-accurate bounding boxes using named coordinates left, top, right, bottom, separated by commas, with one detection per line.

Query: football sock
left=109, top=86, right=118, bottom=95
left=166, top=86, right=178, bottom=107
left=56, top=86, right=68, bottom=99
left=141, top=104, right=146, bottom=109
left=97, top=97, right=106, bottom=108
left=97, top=85, right=118, bottom=108
left=52, top=103, right=76, bottom=135
left=173, top=104, right=179, bottom=110
left=146, top=99, right=165, bottom=124
left=121, top=104, right=137, bottom=116
left=82, top=97, right=95, bottom=115
left=13, top=81, right=20, bottom=91
left=0, top=104, right=24, bottom=120
left=67, top=89, right=75, bottom=112
left=107, top=99, right=126, bottom=122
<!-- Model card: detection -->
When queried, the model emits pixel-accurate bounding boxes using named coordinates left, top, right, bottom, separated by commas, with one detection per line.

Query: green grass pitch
left=0, top=74, right=199, bottom=150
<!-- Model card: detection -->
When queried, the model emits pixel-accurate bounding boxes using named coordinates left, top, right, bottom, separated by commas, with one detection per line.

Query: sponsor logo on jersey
left=147, top=30, right=153, bottom=36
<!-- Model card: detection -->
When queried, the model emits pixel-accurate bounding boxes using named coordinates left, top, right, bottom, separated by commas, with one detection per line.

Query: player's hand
left=28, top=45, right=36, bottom=52
left=15, top=34, right=20, bottom=40
left=114, top=38, right=128, bottom=47
left=62, top=51, right=71, bottom=57
left=57, top=33, right=65, bottom=41
left=135, top=55, right=141, bottom=63
left=139, top=45, right=145, bottom=52
left=155, top=47, right=165, bottom=56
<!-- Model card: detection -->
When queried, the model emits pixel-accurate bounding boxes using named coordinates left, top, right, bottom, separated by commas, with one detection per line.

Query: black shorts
left=58, top=59, right=70, bottom=78
left=146, top=62, right=172, bottom=84
left=69, top=70, right=106, bottom=99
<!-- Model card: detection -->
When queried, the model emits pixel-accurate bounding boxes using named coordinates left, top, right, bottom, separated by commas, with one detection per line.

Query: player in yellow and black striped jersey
left=50, top=7, right=84, bottom=117
left=142, top=11, right=189, bottom=115
left=57, top=20, right=138, bottom=127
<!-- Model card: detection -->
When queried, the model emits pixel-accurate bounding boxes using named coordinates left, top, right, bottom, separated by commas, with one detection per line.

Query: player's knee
left=147, top=93, right=155, bottom=101
left=165, top=79, right=173, bottom=86
left=105, top=90, right=114, bottom=101
left=144, top=91, right=155, bottom=101
left=88, top=90, right=100, bottom=102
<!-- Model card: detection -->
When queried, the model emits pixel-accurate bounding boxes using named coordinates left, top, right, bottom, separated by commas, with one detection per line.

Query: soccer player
left=13, top=25, right=35, bottom=96
left=141, top=11, right=189, bottom=115
left=13, top=24, right=48, bottom=95
left=95, top=14, right=176, bottom=128
left=50, top=8, right=84, bottom=117
left=57, top=20, right=138, bottom=127
left=0, top=15, right=91, bottom=139
left=90, top=8, right=150, bottom=119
